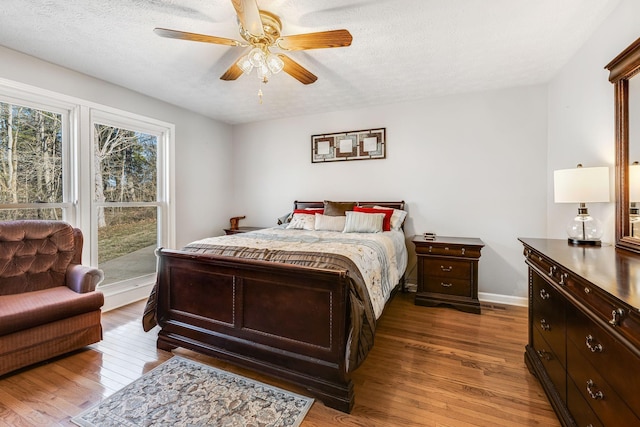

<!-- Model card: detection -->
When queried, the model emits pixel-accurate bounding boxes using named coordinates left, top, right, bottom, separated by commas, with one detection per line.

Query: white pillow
left=286, top=213, right=315, bottom=230
left=343, top=211, right=384, bottom=233
left=375, top=205, right=407, bottom=230
left=314, top=214, right=346, bottom=232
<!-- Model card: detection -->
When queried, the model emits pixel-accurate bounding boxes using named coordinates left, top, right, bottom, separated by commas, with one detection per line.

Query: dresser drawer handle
left=609, top=308, right=625, bottom=327
left=586, top=380, right=604, bottom=400
left=539, top=289, right=550, bottom=300
left=536, top=349, right=551, bottom=361
left=559, top=273, right=568, bottom=285
left=440, top=265, right=453, bottom=272
left=540, top=319, right=550, bottom=331
left=440, top=282, right=453, bottom=288
left=548, top=265, right=557, bottom=276
left=585, top=335, right=603, bottom=353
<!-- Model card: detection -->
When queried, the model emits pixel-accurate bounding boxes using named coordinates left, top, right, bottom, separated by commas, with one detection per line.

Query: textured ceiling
left=0, top=0, right=621, bottom=125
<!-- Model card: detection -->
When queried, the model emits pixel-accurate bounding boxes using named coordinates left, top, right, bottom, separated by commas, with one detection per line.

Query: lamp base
left=567, top=238, right=601, bottom=246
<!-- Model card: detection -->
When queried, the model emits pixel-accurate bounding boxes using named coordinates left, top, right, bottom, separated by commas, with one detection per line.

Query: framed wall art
left=311, top=128, right=386, bottom=163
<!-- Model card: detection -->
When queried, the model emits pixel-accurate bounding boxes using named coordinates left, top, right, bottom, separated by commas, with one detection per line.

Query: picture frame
left=311, top=128, right=386, bottom=163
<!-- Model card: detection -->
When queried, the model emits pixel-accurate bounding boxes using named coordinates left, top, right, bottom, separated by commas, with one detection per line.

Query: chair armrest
left=66, top=264, right=105, bottom=293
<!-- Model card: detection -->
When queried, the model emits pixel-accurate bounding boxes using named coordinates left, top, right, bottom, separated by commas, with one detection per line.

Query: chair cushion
left=0, top=287, right=104, bottom=336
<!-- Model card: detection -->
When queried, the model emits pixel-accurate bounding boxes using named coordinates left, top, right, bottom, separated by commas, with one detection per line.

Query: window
left=0, top=80, right=174, bottom=299
left=91, top=113, right=169, bottom=287
left=0, top=96, right=73, bottom=221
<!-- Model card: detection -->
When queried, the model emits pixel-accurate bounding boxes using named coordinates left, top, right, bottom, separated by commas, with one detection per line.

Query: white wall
left=547, top=0, right=640, bottom=241
left=0, top=45, right=234, bottom=248
left=232, top=85, right=548, bottom=300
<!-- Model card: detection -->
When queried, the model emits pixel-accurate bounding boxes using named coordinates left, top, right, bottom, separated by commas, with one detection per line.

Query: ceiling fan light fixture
left=266, top=53, right=284, bottom=74
left=256, top=63, right=271, bottom=80
left=248, top=47, right=266, bottom=67
left=237, top=55, right=253, bottom=74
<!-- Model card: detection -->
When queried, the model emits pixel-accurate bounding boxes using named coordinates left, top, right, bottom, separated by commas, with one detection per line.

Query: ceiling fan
left=154, top=0, right=353, bottom=87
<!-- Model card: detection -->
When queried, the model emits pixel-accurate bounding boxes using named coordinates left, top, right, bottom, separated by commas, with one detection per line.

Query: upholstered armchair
left=0, top=220, right=104, bottom=376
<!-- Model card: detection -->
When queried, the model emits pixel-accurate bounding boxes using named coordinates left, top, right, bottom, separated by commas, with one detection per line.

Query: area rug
left=71, top=356, right=314, bottom=427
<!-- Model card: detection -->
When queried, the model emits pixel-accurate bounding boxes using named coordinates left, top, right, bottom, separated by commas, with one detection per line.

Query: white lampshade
left=554, top=165, right=610, bottom=245
left=554, top=166, right=610, bottom=203
left=630, top=162, right=640, bottom=202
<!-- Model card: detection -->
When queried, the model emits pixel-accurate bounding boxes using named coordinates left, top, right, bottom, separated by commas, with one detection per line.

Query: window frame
left=89, top=109, right=173, bottom=290
left=0, top=78, right=175, bottom=294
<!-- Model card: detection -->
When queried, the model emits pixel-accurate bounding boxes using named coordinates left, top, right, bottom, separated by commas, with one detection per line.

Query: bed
left=142, top=201, right=407, bottom=413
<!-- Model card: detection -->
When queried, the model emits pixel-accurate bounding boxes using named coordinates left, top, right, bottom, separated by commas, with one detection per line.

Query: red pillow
left=353, top=206, right=393, bottom=231
left=293, top=208, right=324, bottom=215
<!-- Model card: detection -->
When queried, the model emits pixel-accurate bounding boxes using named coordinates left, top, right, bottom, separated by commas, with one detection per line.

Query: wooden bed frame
left=153, top=201, right=405, bottom=413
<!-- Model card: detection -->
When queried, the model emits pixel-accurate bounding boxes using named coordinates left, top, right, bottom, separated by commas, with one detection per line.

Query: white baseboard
left=479, top=292, right=528, bottom=307
left=404, top=281, right=528, bottom=307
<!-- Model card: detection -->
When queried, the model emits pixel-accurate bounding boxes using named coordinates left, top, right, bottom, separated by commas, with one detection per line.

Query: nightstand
left=224, top=226, right=265, bottom=235
left=412, top=235, right=484, bottom=314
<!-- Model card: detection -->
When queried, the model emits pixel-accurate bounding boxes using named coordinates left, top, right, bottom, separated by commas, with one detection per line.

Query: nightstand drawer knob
left=440, top=282, right=453, bottom=288
left=440, top=265, right=453, bottom=272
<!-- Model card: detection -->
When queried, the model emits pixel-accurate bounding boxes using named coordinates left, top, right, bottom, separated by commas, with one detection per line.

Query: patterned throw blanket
left=142, top=228, right=407, bottom=371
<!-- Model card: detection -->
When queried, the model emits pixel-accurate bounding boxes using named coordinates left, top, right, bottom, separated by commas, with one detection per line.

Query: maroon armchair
left=0, top=220, right=104, bottom=376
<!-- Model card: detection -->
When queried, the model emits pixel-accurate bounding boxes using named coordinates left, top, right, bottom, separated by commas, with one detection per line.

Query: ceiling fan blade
left=154, top=28, right=244, bottom=47
left=230, top=0, right=264, bottom=37
left=278, top=29, right=353, bottom=51
left=278, top=54, right=318, bottom=85
left=220, top=58, right=244, bottom=81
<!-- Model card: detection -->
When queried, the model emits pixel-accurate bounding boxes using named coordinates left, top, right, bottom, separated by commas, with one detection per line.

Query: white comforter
left=190, top=227, right=408, bottom=318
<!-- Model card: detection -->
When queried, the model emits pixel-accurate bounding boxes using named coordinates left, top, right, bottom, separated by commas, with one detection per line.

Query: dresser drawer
left=423, top=258, right=471, bottom=280
left=531, top=275, right=566, bottom=365
left=567, top=339, right=640, bottom=425
left=532, top=327, right=566, bottom=402
left=564, top=273, right=640, bottom=351
left=424, top=277, right=471, bottom=297
left=524, top=248, right=562, bottom=283
left=566, top=305, right=640, bottom=418
left=567, top=379, right=603, bottom=427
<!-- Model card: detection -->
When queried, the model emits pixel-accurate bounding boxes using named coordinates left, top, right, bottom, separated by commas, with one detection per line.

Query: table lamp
left=553, top=164, right=610, bottom=245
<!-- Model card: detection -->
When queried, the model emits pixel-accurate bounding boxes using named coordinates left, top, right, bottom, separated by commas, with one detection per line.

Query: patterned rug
left=71, top=356, right=314, bottom=427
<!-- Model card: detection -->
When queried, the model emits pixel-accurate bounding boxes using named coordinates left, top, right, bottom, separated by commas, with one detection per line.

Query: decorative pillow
left=294, top=208, right=324, bottom=215
left=354, top=206, right=394, bottom=231
left=342, top=211, right=385, bottom=233
left=374, top=205, right=408, bottom=230
left=314, top=214, right=346, bottom=232
left=323, top=200, right=356, bottom=216
left=277, top=212, right=292, bottom=225
left=286, top=213, right=315, bottom=230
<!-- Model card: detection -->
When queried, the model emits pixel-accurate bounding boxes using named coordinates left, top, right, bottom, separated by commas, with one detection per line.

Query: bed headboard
left=294, top=201, right=405, bottom=211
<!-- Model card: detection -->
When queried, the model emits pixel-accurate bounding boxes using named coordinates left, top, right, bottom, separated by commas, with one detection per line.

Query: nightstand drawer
left=415, top=243, right=481, bottom=258
left=423, top=259, right=471, bottom=280
left=424, top=277, right=471, bottom=297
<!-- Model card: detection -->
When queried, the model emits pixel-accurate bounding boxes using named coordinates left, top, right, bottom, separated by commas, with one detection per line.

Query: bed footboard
left=155, top=248, right=355, bottom=412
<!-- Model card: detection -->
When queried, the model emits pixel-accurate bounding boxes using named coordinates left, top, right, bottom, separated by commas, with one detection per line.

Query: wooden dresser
left=519, top=238, right=640, bottom=426
left=413, top=236, right=484, bottom=314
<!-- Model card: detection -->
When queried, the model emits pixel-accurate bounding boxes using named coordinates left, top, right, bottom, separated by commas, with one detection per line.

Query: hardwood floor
left=0, top=292, right=560, bottom=427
